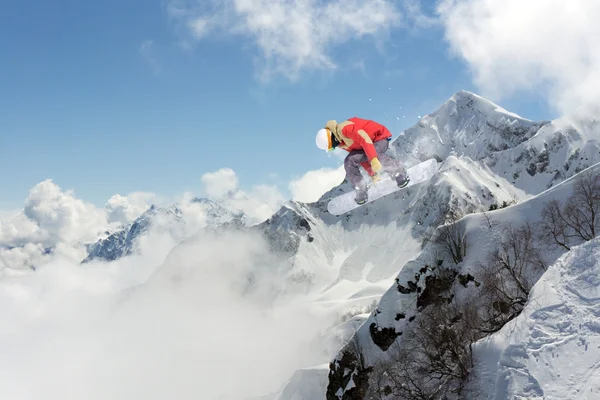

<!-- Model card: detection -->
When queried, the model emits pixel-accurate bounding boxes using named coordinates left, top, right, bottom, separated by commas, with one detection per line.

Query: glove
left=370, top=157, right=382, bottom=174
left=371, top=174, right=381, bottom=184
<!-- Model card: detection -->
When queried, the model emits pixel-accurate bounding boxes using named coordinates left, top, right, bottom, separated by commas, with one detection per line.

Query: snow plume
left=437, top=0, right=600, bottom=115
left=0, top=225, right=329, bottom=399
left=166, top=0, right=403, bottom=81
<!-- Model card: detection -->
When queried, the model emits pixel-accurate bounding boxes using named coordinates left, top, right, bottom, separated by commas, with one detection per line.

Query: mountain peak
left=440, top=90, right=529, bottom=122
left=391, top=91, right=547, bottom=166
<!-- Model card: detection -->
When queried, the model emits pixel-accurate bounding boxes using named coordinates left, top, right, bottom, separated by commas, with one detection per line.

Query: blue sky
left=0, top=0, right=558, bottom=210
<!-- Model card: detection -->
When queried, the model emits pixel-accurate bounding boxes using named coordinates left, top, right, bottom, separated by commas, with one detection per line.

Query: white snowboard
left=327, top=158, right=439, bottom=216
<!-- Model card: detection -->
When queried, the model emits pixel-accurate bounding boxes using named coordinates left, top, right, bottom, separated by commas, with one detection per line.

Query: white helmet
left=316, top=128, right=332, bottom=151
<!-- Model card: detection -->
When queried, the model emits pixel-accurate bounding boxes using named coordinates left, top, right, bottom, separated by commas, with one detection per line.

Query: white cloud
left=22, top=180, right=108, bottom=246
left=201, top=168, right=239, bottom=198
left=289, top=166, right=345, bottom=203
left=167, top=0, right=403, bottom=81
left=0, top=243, right=49, bottom=272
left=404, top=0, right=439, bottom=30
left=104, top=192, right=156, bottom=225
left=0, top=209, right=19, bottom=220
left=200, top=168, right=286, bottom=223
left=0, top=180, right=113, bottom=270
left=228, top=184, right=286, bottom=223
left=437, top=0, right=600, bottom=114
left=0, top=212, right=43, bottom=247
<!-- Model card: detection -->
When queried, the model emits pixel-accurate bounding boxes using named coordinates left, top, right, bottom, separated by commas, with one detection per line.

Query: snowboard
left=327, top=158, right=439, bottom=216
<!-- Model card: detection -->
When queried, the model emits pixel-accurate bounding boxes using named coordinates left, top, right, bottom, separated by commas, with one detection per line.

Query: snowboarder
left=316, top=117, right=409, bottom=204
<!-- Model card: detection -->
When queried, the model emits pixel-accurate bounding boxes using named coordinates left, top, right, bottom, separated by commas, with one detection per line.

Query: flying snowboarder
left=316, top=117, right=409, bottom=204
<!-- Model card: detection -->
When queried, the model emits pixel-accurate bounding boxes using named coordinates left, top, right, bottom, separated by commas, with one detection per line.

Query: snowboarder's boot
left=354, top=184, right=368, bottom=205
left=395, top=173, right=410, bottom=188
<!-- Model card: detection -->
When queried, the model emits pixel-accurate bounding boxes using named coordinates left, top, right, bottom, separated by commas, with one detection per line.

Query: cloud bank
left=437, top=0, right=600, bottom=114
left=0, top=227, right=329, bottom=399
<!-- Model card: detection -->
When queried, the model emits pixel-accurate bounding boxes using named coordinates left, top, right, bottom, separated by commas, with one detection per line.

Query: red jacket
left=330, top=117, right=392, bottom=158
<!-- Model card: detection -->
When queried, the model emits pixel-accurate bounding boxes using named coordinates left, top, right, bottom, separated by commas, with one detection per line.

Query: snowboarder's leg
left=344, top=150, right=369, bottom=204
left=374, top=140, right=409, bottom=187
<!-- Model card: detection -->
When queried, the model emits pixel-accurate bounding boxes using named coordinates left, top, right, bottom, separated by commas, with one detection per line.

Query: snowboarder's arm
left=352, top=129, right=382, bottom=173
left=354, top=129, right=378, bottom=161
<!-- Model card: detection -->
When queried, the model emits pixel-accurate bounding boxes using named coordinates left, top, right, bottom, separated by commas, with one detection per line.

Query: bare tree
left=481, top=209, right=498, bottom=229
left=431, top=218, right=468, bottom=265
left=539, top=170, right=600, bottom=250
left=478, top=222, right=546, bottom=332
left=539, top=199, right=572, bottom=251
left=563, top=170, right=600, bottom=240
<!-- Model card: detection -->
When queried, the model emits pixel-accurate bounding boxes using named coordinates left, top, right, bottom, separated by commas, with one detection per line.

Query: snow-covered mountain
left=391, top=90, right=549, bottom=164
left=392, top=90, right=600, bottom=194
left=485, top=113, right=600, bottom=193
left=83, top=197, right=243, bottom=263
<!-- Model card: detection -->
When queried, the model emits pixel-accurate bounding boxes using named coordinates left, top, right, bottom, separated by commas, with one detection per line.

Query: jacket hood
left=325, top=120, right=337, bottom=133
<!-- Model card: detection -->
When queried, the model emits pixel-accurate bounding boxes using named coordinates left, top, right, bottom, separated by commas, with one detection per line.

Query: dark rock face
left=256, top=206, right=312, bottom=256
left=326, top=347, right=373, bottom=400
left=416, top=267, right=458, bottom=311
left=83, top=229, right=130, bottom=263
left=369, top=323, right=402, bottom=351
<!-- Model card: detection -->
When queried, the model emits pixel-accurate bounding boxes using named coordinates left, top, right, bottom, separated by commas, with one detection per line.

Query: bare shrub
left=539, top=169, right=600, bottom=250
left=478, top=222, right=546, bottom=332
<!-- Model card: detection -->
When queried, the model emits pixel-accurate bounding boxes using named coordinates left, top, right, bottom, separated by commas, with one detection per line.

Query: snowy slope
left=325, top=162, right=600, bottom=399
left=273, top=365, right=330, bottom=400
left=472, top=237, right=600, bottom=400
